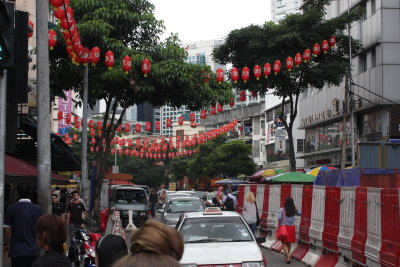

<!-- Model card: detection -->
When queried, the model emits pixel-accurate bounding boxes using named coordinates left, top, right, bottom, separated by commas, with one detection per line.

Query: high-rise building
left=271, top=0, right=303, bottom=22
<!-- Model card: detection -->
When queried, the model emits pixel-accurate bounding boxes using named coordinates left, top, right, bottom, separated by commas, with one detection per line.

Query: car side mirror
left=256, top=236, right=266, bottom=243
left=157, top=209, right=164, bottom=213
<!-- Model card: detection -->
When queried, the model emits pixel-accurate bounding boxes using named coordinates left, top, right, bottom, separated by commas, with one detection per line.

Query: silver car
left=159, top=197, right=205, bottom=227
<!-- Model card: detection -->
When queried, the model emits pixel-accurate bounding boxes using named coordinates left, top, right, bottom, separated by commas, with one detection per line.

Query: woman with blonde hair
left=113, top=220, right=183, bottom=267
left=243, top=191, right=258, bottom=234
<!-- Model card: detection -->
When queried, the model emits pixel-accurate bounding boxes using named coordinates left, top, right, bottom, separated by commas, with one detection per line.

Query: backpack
left=224, top=196, right=235, bottom=211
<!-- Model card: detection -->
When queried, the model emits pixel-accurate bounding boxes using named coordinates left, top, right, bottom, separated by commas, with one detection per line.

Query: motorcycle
left=68, top=227, right=102, bottom=267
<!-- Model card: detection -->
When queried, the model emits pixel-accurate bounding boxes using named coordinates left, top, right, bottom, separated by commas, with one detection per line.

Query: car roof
left=182, top=211, right=240, bottom=218
left=113, top=186, right=146, bottom=191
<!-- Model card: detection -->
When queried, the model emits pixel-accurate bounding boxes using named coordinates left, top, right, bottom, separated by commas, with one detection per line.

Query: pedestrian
left=51, top=194, right=65, bottom=216
left=149, top=188, right=158, bottom=218
left=32, top=214, right=71, bottom=267
left=243, top=192, right=257, bottom=234
left=277, top=197, right=301, bottom=264
left=95, top=235, right=128, bottom=267
left=113, top=220, right=183, bottom=267
left=222, top=189, right=237, bottom=211
left=158, top=189, right=167, bottom=208
left=216, top=186, right=224, bottom=205
left=67, top=191, right=86, bottom=229
left=4, top=184, right=42, bottom=267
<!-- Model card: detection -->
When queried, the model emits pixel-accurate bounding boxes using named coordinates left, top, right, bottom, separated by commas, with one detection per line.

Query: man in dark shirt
left=4, top=184, right=42, bottom=267
left=67, top=191, right=86, bottom=228
left=51, top=194, right=65, bottom=216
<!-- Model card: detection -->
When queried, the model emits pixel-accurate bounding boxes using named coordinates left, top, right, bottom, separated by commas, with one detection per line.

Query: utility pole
left=0, top=69, right=7, bottom=264
left=81, top=65, right=88, bottom=203
left=36, top=0, right=51, bottom=214
left=341, top=75, right=349, bottom=169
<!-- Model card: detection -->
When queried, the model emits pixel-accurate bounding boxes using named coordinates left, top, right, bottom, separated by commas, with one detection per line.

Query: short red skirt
left=280, top=225, right=296, bottom=243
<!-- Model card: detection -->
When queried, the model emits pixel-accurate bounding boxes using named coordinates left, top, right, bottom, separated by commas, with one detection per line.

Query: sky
left=150, top=0, right=272, bottom=43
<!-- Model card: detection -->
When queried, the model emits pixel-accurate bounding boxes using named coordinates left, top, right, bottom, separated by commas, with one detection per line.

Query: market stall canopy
left=251, top=170, right=264, bottom=178
left=262, top=172, right=316, bottom=183
left=307, top=166, right=337, bottom=176
left=214, top=178, right=250, bottom=185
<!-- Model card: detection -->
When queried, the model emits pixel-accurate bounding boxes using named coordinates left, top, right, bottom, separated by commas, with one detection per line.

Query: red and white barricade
left=255, top=184, right=266, bottom=230
left=365, top=188, right=382, bottom=267
left=262, top=185, right=281, bottom=248
left=236, top=184, right=245, bottom=214
left=259, top=185, right=270, bottom=235
left=302, top=185, right=326, bottom=266
left=292, top=185, right=314, bottom=261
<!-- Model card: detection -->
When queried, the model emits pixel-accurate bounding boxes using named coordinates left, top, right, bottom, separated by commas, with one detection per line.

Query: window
left=371, top=0, right=376, bottom=15
left=359, top=53, right=367, bottom=73
left=297, top=139, right=305, bottom=152
left=371, top=47, right=376, bottom=68
left=361, top=2, right=367, bottom=21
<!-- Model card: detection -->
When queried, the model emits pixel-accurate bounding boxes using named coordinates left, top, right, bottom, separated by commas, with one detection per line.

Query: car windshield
left=195, top=191, right=206, bottom=199
left=113, top=189, right=147, bottom=204
left=166, top=200, right=204, bottom=213
left=180, top=217, right=253, bottom=243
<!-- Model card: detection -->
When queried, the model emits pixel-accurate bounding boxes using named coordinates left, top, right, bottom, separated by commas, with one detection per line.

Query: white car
left=177, top=207, right=267, bottom=267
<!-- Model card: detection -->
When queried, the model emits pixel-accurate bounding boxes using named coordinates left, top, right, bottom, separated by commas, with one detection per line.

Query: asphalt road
left=261, top=247, right=304, bottom=267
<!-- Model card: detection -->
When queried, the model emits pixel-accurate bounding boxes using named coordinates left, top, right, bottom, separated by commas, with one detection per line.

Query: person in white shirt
left=242, top=192, right=257, bottom=233
left=222, top=189, right=237, bottom=211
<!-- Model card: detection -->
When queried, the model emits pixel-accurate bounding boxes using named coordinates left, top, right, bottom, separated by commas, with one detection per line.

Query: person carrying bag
left=276, top=197, right=301, bottom=264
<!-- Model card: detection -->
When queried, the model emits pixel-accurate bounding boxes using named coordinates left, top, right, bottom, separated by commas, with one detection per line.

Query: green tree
left=212, top=0, right=362, bottom=170
left=49, top=0, right=233, bottom=220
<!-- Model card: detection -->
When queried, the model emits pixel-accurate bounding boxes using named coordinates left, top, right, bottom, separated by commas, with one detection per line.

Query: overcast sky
left=151, top=0, right=272, bottom=43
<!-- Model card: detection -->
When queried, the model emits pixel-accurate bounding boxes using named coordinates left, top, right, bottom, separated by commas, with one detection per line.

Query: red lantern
left=119, top=138, right=126, bottom=146
left=240, top=91, right=246, bottom=102
left=329, top=35, right=337, bottom=47
left=251, top=91, right=257, bottom=97
left=263, top=63, right=271, bottom=78
left=118, top=149, right=123, bottom=155
left=57, top=111, right=63, bottom=120
left=155, top=121, right=160, bottom=131
left=217, top=103, right=223, bottom=113
left=210, top=106, right=216, bottom=115
left=216, top=68, right=224, bottom=84
left=230, top=68, right=239, bottom=83
left=54, top=7, right=66, bottom=19
left=125, top=122, right=130, bottom=133
left=241, top=66, right=250, bottom=83
left=116, top=125, right=122, bottom=133
left=88, top=120, right=94, bottom=128
left=313, top=43, right=320, bottom=57
left=141, top=58, right=151, bottom=77
left=105, top=50, right=115, bottom=69
left=48, top=30, right=57, bottom=50
left=145, top=122, right=151, bottom=132
left=65, top=6, right=74, bottom=21
left=96, top=121, right=102, bottom=130
left=73, top=134, right=78, bottom=141
left=65, top=113, right=71, bottom=124
left=229, top=98, right=235, bottom=107
left=273, top=60, right=281, bottom=75
left=90, top=146, right=94, bottom=153
left=303, top=49, right=311, bottom=62
left=295, top=53, right=302, bottom=67
left=286, top=57, right=294, bottom=71
left=50, top=0, right=64, bottom=8
left=190, top=122, right=198, bottom=128
left=111, top=148, right=115, bottom=155
left=122, top=55, right=132, bottom=74
left=135, top=123, right=141, bottom=133
left=28, top=21, right=34, bottom=38
left=91, top=47, right=100, bottom=65
left=189, top=113, right=195, bottom=123
left=91, top=137, right=96, bottom=145
left=178, top=116, right=184, bottom=125
left=321, top=40, right=329, bottom=53
left=253, top=65, right=261, bottom=80
left=200, top=110, right=207, bottom=119
left=125, top=148, right=130, bottom=156
left=166, top=118, right=172, bottom=128
left=89, top=128, right=95, bottom=136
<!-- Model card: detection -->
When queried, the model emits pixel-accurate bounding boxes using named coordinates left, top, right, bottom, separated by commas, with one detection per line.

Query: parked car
left=159, top=197, right=205, bottom=227
left=177, top=207, right=267, bottom=266
left=110, top=186, right=150, bottom=227
left=132, top=185, right=150, bottom=198
left=195, top=191, right=207, bottom=199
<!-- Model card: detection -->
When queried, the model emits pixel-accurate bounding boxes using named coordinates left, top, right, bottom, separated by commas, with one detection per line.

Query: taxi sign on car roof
left=203, top=207, right=222, bottom=215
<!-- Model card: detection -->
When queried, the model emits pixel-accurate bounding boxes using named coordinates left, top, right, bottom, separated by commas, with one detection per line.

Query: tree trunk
left=286, top=126, right=296, bottom=171
left=92, top=153, right=108, bottom=222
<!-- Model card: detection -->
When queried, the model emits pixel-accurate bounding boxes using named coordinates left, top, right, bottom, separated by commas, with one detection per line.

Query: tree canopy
left=212, top=0, right=363, bottom=169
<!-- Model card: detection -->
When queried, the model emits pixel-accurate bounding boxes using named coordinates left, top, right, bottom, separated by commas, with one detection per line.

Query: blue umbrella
left=214, top=178, right=250, bottom=185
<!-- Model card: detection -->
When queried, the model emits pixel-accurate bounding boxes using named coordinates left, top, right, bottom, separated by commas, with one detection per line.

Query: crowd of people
left=3, top=183, right=301, bottom=266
